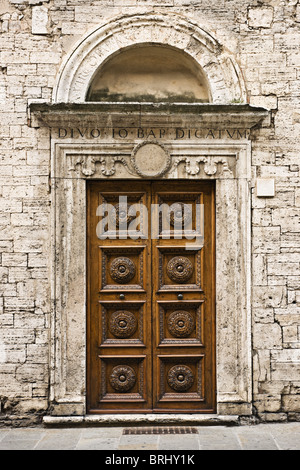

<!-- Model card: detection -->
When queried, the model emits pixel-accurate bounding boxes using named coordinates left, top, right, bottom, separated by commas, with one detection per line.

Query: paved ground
left=0, top=422, right=299, bottom=450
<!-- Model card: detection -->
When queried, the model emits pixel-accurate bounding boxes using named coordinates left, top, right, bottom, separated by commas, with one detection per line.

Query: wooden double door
left=87, top=181, right=216, bottom=413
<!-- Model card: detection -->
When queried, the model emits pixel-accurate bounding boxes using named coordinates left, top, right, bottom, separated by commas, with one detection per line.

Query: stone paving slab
left=0, top=423, right=299, bottom=450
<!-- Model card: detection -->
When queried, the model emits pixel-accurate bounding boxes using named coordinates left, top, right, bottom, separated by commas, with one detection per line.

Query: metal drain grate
left=123, top=426, right=198, bottom=435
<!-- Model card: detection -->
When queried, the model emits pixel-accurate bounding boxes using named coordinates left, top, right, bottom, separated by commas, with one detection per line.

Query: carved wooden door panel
left=151, top=181, right=215, bottom=412
left=87, top=181, right=215, bottom=413
left=87, top=181, right=152, bottom=412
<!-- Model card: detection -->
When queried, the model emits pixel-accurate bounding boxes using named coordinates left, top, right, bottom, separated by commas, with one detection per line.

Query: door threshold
left=43, top=413, right=240, bottom=427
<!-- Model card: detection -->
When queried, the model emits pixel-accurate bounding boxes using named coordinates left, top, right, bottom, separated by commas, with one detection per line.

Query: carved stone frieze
left=172, top=156, right=232, bottom=176
left=68, top=154, right=136, bottom=177
left=67, top=152, right=234, bottom=179
left=109, top=365, right=136, bottom=392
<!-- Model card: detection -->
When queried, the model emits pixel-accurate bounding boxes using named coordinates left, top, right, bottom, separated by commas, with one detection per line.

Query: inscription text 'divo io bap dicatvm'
left=56, top=127, right=250, bottom=140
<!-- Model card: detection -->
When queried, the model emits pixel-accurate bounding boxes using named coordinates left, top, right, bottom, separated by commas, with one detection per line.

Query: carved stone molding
left=172, top=156, right=233, bottom=176
left=68, top=154, right=136, bottom=177
left=60, top=135, right=243, bottom=180
left=53, top=12, right=247, bottom=104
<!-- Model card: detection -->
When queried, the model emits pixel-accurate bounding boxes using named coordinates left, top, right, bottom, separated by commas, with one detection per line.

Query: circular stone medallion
left=110, top=365, right=136, bottom=392
left=109, top=310, right=138, bottom=338
left=167, top=310, right=195, bottom=338
left=166, top=256, right=193, bottom=283
left=110, top=257, right=135, bottom=284
left=167, top=365, right=194, bottom=392
left=131, top=142, right=171, bottom=178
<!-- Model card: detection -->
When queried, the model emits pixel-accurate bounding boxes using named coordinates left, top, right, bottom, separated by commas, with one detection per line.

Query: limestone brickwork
left=0, top=0, right=299, bottom=425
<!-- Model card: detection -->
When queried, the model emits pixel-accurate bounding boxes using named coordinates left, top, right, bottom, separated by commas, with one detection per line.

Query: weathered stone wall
left=0, top=0, right=299, bottom=425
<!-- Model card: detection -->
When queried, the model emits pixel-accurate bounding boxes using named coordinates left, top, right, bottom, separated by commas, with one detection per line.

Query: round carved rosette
left=109, top=310, right=137, bottom=338
left=167, top=310, right=195, bottom=338
left=170, top=203, right=192, bottom=227
left=110, top=257, right=135, bottom=284
left=110, top=204, right=135, bottom=228
left=109, top=365, right=136, bottom=392
left=167, top=365, right=194, bottom=392
left=167, top=256, right=193, bottom=283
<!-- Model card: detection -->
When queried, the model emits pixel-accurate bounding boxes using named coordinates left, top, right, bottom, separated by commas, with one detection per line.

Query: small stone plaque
left=256, top=178, right=275, bottom=197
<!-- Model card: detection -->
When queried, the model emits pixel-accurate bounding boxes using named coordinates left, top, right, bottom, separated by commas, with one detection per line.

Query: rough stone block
left=250, top=95, right=278, bottom=110
left=253, top=323, right=282, bottom=350
left=253, top=308, right=274, bottom=324
left=248, top=7, right=274, bottom=29
left=32, top=6, right=49, bottom=35
left=272, top=208, right=300, bottom=232
left=253, top=226, right=280, bottom=253
left=282, top=395, right=300, bottom=412
left=253, top=285, right=286, bottom=308
left=283, top=325, right=298, bottom=343
left=271, top=363, right=300, bottom=382
left=2, top=253, right=27, bottom=267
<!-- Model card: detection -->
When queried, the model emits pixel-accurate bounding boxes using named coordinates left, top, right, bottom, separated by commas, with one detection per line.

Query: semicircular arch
left=53, top=12, right=247, bottom=104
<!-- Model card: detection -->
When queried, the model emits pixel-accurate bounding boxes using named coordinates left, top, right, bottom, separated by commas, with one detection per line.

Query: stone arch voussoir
left=54, top=12, right=247, bottom=104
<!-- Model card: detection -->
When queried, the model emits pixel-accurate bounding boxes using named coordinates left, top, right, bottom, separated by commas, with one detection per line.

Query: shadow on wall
left=86, top=44, right=211, bottom=103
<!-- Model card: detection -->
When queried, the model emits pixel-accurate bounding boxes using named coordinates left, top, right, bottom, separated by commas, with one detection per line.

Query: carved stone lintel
left=68, top=155, right=136, bottom=177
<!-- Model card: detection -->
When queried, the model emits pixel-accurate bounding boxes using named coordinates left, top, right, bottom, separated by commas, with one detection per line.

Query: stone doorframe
left=31, top=102, right=268, bottom=419
left=29, top=12, right=269, bottom=418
